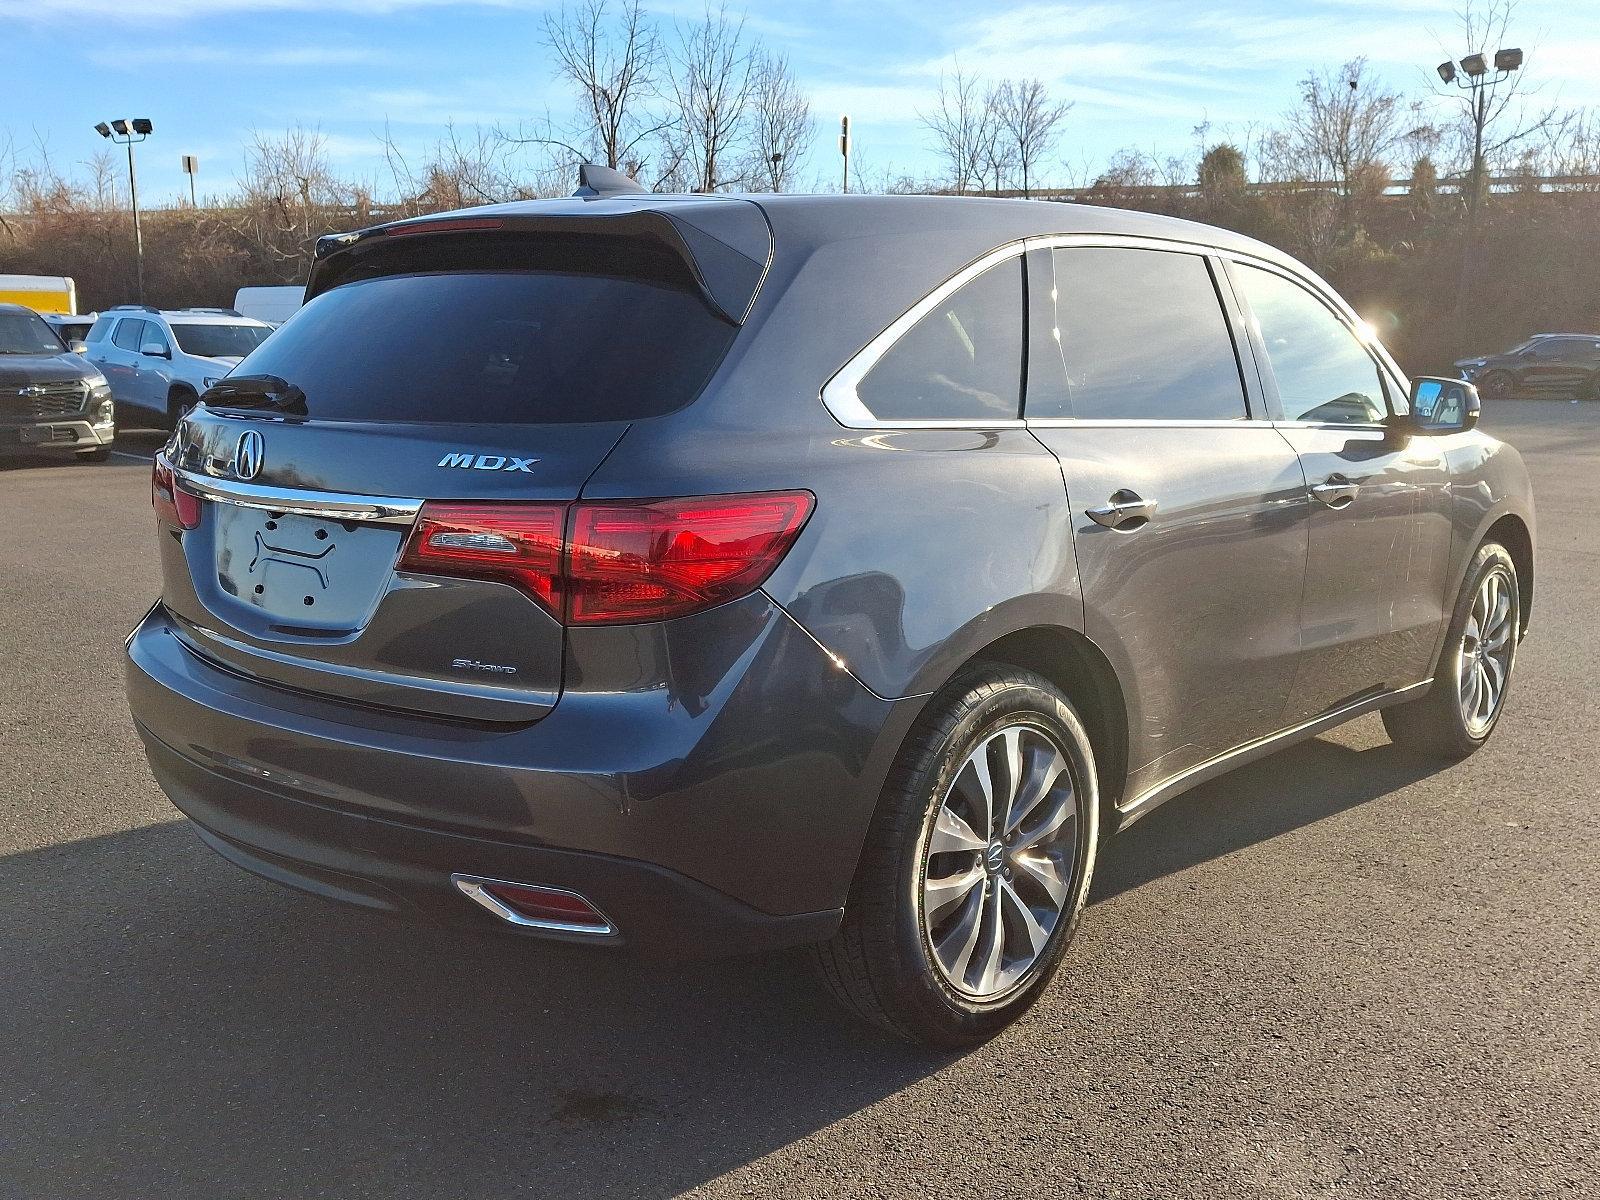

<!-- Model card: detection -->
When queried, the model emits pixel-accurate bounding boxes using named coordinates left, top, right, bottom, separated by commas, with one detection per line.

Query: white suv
left=84, top=307, right=273, bottom=428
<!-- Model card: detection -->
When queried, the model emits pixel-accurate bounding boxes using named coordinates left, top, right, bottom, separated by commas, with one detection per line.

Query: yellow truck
left=0, top=274, right=77, bottom=315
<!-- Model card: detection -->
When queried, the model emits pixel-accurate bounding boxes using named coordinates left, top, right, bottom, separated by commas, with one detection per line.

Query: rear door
left=1024, top=239, right=1309, bottom=801
left=159, top=220, right=753, bottom=722
left=1227, top=258, right=1452, bottom=723
left=102, top=318, right=145, bottom=411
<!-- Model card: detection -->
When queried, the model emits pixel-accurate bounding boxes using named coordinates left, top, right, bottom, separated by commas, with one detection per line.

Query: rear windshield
left=221, top=266, right=737, bottom=424
left=171, top=323, right=272, bottom=359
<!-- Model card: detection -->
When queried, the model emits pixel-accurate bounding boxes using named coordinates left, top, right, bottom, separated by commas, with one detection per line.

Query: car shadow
left=1, top=727, right=1444, bottom=1199
left=1092, top=729, right=1442, bottom=903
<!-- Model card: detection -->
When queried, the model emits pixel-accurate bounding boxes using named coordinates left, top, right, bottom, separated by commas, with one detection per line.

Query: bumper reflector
left=452, top=874, right=616, bottom=937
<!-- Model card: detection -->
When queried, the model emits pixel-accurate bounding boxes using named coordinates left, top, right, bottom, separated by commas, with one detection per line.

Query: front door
left=1228, top=260, right=1453, bottom=723
left=1024, top=241, right=1310, bottom=800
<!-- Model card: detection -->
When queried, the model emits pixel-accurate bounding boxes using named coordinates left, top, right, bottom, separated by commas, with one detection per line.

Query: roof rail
left=182, top=307, right=245, bottom=317
left=107, top=304, right=160, bottom=313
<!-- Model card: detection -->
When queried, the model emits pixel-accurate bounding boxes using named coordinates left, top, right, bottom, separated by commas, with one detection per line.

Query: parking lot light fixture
left=93, top=117, right=153, bottom=304
left=1460, top=52, right=1489, bottom=77
left=1494, top=47, right=1524, bottom=72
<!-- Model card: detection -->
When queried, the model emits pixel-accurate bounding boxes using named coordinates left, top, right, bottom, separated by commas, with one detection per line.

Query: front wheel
left=166, top=387, right=198, bottom=430
left=811, top=664, right=1100, bottom=1047
left=1382, top=542, right=1520, bottom=759
left=1478, top=370, right=1514, bottom=401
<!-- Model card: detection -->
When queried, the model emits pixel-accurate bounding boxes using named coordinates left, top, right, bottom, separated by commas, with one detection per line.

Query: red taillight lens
left=567, top=493, right=813, bottom=624
left=152, top=459, right=201, bottom=529
left=397, top=491, right=813, bottom=625
left=399, top=502, right=566, bottom=616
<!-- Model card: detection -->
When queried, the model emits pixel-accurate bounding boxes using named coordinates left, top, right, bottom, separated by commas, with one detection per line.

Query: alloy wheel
left=919, top=721, right=1079, bottom=1000
left=1457, top=567, right=1515, bottom=737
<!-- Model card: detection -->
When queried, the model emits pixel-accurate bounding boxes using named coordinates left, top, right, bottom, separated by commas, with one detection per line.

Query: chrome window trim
left=820, top=241, right=1028, bottom=430
left=171, top=461, right=422, bottom=526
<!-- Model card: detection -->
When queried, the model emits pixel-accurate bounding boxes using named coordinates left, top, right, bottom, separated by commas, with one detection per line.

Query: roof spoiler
left=308, top=201, right=773, bottom=326
left=573, top=163, right=648, bottom=199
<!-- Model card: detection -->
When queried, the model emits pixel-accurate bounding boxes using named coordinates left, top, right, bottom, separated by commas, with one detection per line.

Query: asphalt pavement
left=1, top=404, right=1595, bottom=1199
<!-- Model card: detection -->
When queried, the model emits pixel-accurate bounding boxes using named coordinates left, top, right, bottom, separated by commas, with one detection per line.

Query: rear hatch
left=157, top=200, right=771, bottom=723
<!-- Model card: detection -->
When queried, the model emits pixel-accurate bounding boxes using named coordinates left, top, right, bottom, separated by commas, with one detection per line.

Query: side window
left=111, top=318, right=146, bottom=351
left=1028, top=246, right=1246, bottom=421
left=143, top=322, right=171, bottom=353
left=854, top=258, right=1023, bottom=422
left=1236, top=265, right=1386, bottom=424
left=85, top=316, right=113, bottom=343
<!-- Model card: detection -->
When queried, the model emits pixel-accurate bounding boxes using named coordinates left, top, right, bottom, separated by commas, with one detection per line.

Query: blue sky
left=2, top=0, right=1596, bottom=205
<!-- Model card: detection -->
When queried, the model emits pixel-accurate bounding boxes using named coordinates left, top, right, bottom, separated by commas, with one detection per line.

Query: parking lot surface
left=2, top=405, right=1595, bottom=1199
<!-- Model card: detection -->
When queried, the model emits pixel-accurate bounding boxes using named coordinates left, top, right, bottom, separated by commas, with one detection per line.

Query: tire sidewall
left=891, top=673, right=1100, bottom=1039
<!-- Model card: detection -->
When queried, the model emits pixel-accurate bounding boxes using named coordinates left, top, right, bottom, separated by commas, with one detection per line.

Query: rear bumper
left=126, top=595, right=918, bottom=954
left=140, top=723, right=841, bottom=955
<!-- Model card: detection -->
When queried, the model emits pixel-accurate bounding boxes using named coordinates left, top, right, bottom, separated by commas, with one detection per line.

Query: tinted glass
left=111, top=318, right=146, bottom=351
left=855, top=258, right=1023, bottom=422
left=171, top=323, right=269, bottom=358
left=1030, top=247, right=1246, bottom=421
left=0, top=309, right=66, bottom=354
left=86, top=316, right=113, bottom=342
left=1238, top=265, right=1386, bottom=424
left=142, top=323, right=171, bottom=353
left=227, top=270, right=736, bottom=424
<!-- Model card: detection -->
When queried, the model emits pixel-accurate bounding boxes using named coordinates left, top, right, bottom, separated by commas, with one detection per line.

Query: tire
left=1382, top=541, right=1520, bottom=760
left=166, top=386, right=198, bottom=430
left=1478, top=370, right=1513, bottom=402
left=811, top=664, right=1100, bottom=1047
left=75, top=446, right=111, bottom=463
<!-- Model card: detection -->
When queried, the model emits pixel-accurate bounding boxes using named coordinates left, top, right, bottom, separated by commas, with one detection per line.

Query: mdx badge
left=437, top=452, right=537, bottom=472
left=233, top=429, right=265, bottom=481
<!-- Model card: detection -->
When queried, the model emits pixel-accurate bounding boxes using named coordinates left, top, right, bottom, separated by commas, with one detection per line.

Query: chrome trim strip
left=172, top=463, right=422, bottom=526
left=1024, top=418, right=1278, bottom=429
left=1115, top=680, right=1433, bottom=829
left=451, top=874, right=618, bottom=938
left=820, top=241, right=1028, bottom=430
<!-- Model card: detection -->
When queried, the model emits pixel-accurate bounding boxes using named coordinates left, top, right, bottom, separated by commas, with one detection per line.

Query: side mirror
left=1404, top=376, right=1480, bottom=435
left=140, top=342, right=171, bottom=359
left=68, top=339, right=88, bottom=354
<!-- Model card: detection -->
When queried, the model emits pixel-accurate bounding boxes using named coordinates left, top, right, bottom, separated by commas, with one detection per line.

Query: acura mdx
left=126, top=171, right=1535, bottom=1046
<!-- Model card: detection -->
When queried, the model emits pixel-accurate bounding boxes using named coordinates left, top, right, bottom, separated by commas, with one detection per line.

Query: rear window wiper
left=202, top=373, right=308, bottom=416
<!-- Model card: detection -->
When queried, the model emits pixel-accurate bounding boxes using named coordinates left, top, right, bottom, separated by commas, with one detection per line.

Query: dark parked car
left=1456, top=333, right=1600, bottom=400
left=126, top=175, right=1535, bottom=1046
left=0, top=302, right=116, bottom=461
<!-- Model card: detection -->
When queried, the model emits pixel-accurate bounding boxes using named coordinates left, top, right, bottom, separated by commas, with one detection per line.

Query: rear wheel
left=1382, top=542, right=1519, bottom=759
left=811, top=664, right=1099, bottom=1047
left=1478, top=370, right=1514, bottom=401
left=166, top=386, right=198, bottom=430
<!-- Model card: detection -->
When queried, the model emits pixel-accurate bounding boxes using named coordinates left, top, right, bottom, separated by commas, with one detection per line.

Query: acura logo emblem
left=233, top=430, right=264, bottom=481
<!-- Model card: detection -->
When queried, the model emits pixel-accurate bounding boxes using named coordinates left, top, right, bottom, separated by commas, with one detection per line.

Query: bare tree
left=993, top=79, right=1071, bottom=197
left=1283, top=58, right=1408, bottom=198
left=229, top=126, right=356, bottom=280
left=745, top=50, right=811, bottom=192
left=540, top=0, right=665, bottom=175
left=665, top=5, right=757, bottom=192
left=920, top=66, right=992, bottom=194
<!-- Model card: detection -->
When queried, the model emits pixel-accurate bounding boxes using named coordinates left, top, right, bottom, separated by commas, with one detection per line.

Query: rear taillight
left=399, top=502, right=565, bottom=612
left=398, top=491, right=813, bottom=625
left=152, top=459, right=201, bottom=529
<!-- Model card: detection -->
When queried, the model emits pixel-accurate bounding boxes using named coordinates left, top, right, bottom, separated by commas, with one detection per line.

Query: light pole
left=94, top=118, right=153, bottom=304
left=1436, top=49, right=1521, bottom=223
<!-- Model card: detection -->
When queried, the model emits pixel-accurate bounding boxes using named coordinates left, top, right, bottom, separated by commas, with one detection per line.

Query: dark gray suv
left=126, top=179, right=1535, bottom=1046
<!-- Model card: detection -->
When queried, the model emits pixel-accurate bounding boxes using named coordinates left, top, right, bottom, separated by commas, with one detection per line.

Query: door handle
left=1086, top=489, right=1157, bottom=530
left=1310, top=475, right=1360, bottom=508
